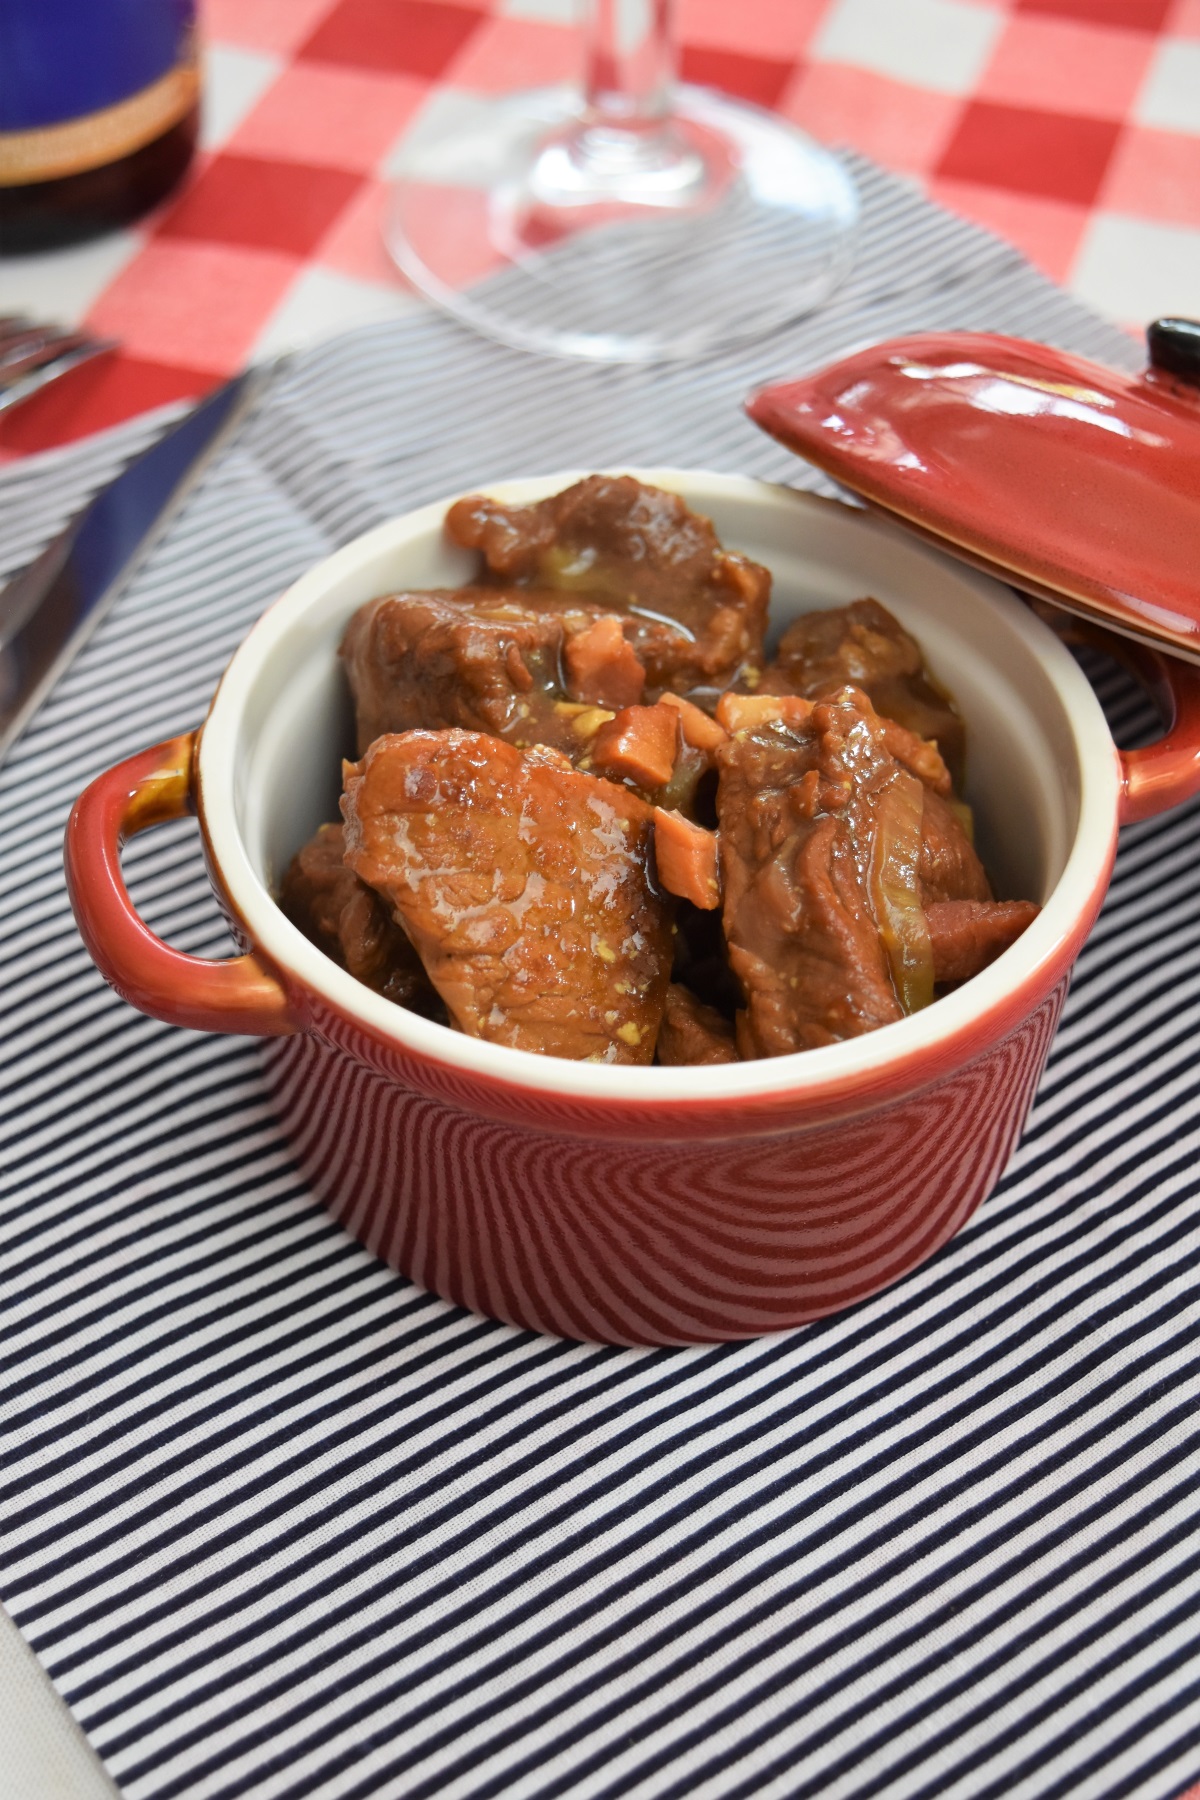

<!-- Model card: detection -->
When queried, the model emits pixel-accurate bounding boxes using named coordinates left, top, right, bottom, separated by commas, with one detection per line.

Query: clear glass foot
left=384, top=84, right=858, bottom=364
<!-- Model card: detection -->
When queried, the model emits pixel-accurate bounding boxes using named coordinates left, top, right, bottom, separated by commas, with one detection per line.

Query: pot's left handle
left=65, top=732, right=300, bottom=1036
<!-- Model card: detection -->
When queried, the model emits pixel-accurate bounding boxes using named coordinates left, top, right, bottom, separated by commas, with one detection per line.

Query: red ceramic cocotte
left=65, top=471, right=1200, bottom=1346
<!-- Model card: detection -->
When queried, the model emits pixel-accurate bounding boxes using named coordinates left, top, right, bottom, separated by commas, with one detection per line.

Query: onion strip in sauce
left=867, top=769, right=935, bottom=1014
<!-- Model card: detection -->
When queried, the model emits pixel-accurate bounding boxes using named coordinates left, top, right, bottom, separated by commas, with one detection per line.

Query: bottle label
left=0, top=1, right=197, bottom=187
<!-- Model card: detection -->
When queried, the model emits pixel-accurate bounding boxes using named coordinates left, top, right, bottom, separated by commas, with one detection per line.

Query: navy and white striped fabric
left=4, top=157, right=1200, bottom=1800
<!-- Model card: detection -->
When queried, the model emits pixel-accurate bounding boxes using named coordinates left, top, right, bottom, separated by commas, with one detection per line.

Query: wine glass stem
left=584, top=0, right=676, bottom=130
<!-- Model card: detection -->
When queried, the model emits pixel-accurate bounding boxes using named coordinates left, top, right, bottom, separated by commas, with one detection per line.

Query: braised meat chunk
left=342, top=588, right=610, bottom=758
left=717, top=688, right=921, bottom=1057
left=341, top=730, right=673, bottom=1063
left=657, top=984, right=739, bottom=1066
left=765, top=598, right=965, bottom=784
left=919, top=788, right=991, bottom=904
left=446, top=475, right=771, bottom=694
left=714, top=684, right=1025, bottom=1059
left=927, top=900, right=1040, bottom=984
left=280, top=822, right=443, bottom=1017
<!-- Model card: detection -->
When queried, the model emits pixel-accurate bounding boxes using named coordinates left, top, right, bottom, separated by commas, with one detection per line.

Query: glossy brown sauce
left=281, top=476, right=1038, bottom=1064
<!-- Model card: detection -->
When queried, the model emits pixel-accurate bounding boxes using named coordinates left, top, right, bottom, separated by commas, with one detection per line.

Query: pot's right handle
left=1033, top=606, right=1200, bottom=826
left=65, top=732, right=301, bottom=1036
left=1109, top=642, right=1200, bottom=825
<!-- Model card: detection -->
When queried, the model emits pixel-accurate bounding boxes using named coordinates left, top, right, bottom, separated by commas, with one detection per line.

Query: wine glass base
left=383, top=85, right=858, bottom=364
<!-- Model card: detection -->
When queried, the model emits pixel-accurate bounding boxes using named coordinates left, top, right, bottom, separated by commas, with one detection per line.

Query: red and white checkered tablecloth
left=1, top=0, right=1198, bottom=458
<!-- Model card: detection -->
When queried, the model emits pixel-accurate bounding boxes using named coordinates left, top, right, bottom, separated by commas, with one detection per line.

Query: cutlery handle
left=65, top=731, right=300, bottom=1036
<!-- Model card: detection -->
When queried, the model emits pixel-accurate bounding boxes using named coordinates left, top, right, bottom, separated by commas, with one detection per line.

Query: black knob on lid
left=1147, top=317, right=1200, bottom=386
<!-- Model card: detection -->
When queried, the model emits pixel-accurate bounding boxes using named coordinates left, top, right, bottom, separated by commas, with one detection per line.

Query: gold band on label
left=0, top=56, right=199, bottom=187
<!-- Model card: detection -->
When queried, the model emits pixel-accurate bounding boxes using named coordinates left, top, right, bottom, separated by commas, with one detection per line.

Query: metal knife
left=0, top=365, right=271, bottom=767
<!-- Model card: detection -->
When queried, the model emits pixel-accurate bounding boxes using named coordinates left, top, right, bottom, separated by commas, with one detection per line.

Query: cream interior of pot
left=227, top=475, right=1107, bottom=963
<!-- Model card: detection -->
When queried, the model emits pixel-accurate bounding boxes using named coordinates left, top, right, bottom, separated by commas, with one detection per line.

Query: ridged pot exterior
left=260, top=980, right=1067, bottom=1347
left=68, top=479, right=1166, bottom=1346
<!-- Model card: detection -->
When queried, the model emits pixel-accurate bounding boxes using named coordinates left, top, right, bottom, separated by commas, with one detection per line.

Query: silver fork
left=0, top=315, right=118, bottom=413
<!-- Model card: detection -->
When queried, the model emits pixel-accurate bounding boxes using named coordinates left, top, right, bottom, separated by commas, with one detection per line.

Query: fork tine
left=0, top=331, right=96, bottom=384
left=0, top=317, right=38, bottom=353
left=0, top=338, right=118, bottom=414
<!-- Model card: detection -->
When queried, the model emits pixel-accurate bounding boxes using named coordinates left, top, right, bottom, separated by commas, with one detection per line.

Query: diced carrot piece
left=564, top=615, right=646, bottom=708
left=653, top=808, right=721, bottom=909
left=715, top=692, right=814, bottom=733
left=656, top=692, right=728, bottom=752
left=591, top=705, right=679, bottom=789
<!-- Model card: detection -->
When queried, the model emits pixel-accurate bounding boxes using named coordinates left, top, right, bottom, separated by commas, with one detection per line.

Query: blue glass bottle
left=0, top=0, right=199, bottom=253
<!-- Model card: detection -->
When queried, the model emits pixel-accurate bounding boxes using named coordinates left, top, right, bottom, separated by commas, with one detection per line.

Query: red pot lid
left=746, top=319, right=1200, bottom=664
